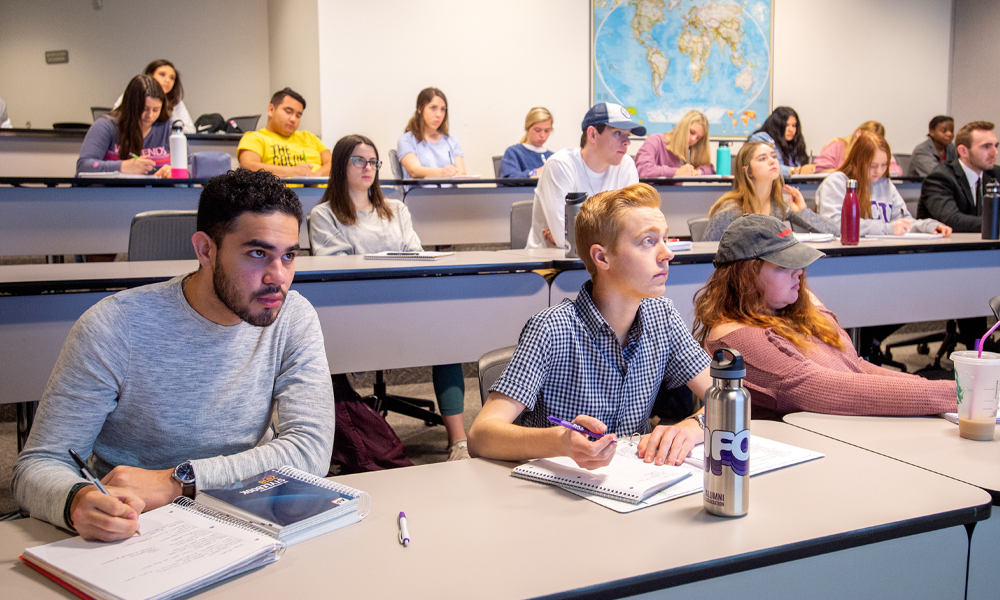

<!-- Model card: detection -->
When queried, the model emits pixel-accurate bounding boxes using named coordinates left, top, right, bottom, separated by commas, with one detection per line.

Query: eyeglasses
left=350, top=157, right=382, bottom=169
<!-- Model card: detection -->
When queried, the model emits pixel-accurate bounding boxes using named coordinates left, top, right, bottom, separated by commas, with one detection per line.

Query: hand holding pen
left=68, top=449, right=144, bottom=541
left=548, top=415, right=617, bottom=470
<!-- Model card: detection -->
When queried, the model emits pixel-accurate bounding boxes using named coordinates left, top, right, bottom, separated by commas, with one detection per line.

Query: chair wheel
left=917, top=343, right=930, bottom=355
left=424, top=421, right=437, bottom=427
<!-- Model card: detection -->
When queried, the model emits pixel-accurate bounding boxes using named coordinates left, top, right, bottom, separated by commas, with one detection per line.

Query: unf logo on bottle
left=706, top=428, right=750, bottom=476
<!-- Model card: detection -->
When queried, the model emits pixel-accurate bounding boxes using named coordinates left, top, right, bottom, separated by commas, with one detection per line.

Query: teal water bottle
left=716, top=141, right=731, bottom=176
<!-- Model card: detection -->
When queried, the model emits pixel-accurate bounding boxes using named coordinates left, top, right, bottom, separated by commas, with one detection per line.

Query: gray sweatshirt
left=309, top=198, right=423, bottom=255
left=704, top=198, right=839, bottom=242
left=817, top=171, right=941, bottom=236
left=12, top=275, right=335, bottom=529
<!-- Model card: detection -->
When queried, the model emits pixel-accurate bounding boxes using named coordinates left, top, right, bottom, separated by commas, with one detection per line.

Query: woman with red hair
left=692, top=214, right=957, bottom=420
left=815, top=131, right=951, bottom=237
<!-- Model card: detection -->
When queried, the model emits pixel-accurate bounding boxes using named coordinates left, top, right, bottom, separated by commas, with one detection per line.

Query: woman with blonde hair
left=814, top=120, right=901, bottom=175
left=499, top=107, right=554, bottom=178
left=636, top=110, right=715, bottom=177
left=702, top=141, right=837, bottom=241
left=692, top=214, right=957, bottom=420
left=816, top=131, right=950, bottom=237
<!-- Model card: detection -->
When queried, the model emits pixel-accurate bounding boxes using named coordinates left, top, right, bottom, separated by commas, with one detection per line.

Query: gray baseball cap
left=714, top=214, right=826, bottom=268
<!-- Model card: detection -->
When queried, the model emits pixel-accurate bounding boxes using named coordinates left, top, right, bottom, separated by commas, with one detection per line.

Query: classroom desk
left=0, top=252, right=551, bottom=408
left=783, top=413, right=1000, bottom=600
left=0, top=129, right=242, bottom=178
left=0, top=177, right=328, bottom=256
left=537, top=234, right=1000, bottom=328
left=0, top=422, right=988, bottom=599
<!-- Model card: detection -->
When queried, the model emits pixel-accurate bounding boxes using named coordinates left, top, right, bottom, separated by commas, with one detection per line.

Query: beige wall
left=268, top=0, right=322, bottom=135
left=0, top=0, right=272, bottom=130
left=951, top=0, right=1000, bottom=129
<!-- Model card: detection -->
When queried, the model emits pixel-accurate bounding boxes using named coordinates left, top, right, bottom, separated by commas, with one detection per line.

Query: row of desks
left=0, top=420, right=991, bottom=599
left=0, top=176, right=924, bottom=254
left=2, top=235, right=999, bottom=407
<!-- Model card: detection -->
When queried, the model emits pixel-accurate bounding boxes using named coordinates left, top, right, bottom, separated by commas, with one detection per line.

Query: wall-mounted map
left=592, top=0, right=772, bottom=138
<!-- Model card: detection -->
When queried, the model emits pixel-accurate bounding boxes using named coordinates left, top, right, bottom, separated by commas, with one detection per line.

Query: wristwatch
left=172, top=461, right=196, bottom=499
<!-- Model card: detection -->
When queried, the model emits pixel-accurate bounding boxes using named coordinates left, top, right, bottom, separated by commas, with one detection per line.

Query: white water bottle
left=169, top=120, right=188, bottom=179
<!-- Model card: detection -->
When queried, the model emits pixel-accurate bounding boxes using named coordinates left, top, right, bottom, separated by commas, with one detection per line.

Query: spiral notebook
left=197, top=466, right=371, bottom=546
left=512, top=438, right=692, bottom=504
left=21, top=497, right=284, bottom=600
left=363, top=251, right=456, bottom=261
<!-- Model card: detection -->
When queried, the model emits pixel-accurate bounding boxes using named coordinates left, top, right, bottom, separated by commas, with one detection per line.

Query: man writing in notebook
left=13, top=169, right=335, bottom=541
left=237, top=87, right=332, bottom=177
left=524, top=102, right=642, bottom=249
left=469, top=183, right=712, bottom=469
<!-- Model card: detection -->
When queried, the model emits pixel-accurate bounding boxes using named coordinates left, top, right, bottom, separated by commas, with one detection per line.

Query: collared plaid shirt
left=491, top=281, right=711, bottom=436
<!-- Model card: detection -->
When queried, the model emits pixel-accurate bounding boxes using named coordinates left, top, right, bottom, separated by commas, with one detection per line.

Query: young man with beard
left=13, top=169, right=335, bottom=541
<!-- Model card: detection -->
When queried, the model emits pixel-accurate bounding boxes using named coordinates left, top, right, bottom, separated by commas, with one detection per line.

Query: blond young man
left=469, top=183, right=712, bottom=469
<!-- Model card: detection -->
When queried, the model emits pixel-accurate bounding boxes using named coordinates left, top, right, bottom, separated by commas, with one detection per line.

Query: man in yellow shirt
left=238, top=88, right=331, bottom=177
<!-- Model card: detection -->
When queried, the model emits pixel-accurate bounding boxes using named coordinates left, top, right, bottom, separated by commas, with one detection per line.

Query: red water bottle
left=840, top=178, right=860, bottom=245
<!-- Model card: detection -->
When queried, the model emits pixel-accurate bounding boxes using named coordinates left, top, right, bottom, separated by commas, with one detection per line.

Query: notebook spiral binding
left=172, top=496, right=282, bottom=540
left=275, top=466, right=372, bottom=519
left=511, top=468, right=642, bottom=503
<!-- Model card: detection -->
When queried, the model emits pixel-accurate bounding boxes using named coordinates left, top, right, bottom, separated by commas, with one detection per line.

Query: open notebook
left=22, top=467, right=370, bottom=600
left=549, top=435, right=823, bottom=513
left=512, top=438, right=692, bottom=504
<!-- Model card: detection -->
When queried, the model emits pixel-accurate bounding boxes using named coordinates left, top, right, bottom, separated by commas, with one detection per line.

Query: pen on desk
left=398, top=511, right=410, bottom=547
left=69, top=449, right=141, bottom=536
left=547, top=416, right=615, bottom=441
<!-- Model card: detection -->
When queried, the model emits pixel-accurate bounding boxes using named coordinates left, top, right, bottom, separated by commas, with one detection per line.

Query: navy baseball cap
left=581, top=103, right=647, bottom=136
left=714, top=214, right=825, bottom=269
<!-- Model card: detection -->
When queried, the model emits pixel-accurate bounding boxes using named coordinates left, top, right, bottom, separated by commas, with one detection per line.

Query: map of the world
left=593, top=0, right=772, bottom=137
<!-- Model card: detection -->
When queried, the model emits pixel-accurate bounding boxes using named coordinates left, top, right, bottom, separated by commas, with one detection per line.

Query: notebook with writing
left=561, top=435, right=824, bottom=513
left=512, top=438, right=692, bottom=504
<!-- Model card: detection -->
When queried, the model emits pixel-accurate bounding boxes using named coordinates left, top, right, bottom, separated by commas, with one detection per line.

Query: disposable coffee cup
left=950, top=351, right=1000, bottom=441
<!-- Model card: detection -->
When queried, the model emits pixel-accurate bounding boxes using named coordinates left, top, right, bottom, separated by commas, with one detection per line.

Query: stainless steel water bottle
left=564, top=192, right=588, bottom=258
left=983, top=179, right=1000, bottom=240
left=703, top=348, right=751, bottom=517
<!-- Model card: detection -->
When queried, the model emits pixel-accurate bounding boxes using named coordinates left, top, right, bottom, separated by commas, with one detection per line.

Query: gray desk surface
left=0, top=422, right=989, bottom=599
left=783, top=413, right=1000, bottom=502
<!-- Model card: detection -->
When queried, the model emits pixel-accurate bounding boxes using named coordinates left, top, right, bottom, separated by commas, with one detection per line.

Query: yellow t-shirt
left=237, top=128, right=328, bottom=171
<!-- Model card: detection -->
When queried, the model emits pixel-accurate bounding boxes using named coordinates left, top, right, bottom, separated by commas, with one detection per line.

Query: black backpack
left=194, top=113, right=226, bottom=134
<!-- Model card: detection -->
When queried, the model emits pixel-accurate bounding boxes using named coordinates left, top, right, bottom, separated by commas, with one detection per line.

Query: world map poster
left=592, top=0, right=773, bottom=138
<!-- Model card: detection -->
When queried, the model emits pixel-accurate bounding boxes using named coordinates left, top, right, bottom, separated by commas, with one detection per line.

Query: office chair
left=91, top=107, right=112, bottom=121
left=478, top=346, right=516, bottom=404
left=127, top=211, right=198, bottom=261
left=387, top=149, right=405, bottom=197
left=894, top=153, right=912, bottom=176
left=882, top=320, right=959, bottom=373
left=510, top=201, right=533, bottom=249
left=492, top=155, right=503, bottom=178
left=305, top=211, right=442, bottom=426
left=687, top=217, right=710, bottom=242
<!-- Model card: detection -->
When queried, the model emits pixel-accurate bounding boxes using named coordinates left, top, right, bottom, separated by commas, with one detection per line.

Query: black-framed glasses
left=350, top=156, right=382, bottom=169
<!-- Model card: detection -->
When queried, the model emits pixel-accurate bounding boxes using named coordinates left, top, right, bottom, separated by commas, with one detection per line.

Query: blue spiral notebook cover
left=202, top=468, right=356, bottom=527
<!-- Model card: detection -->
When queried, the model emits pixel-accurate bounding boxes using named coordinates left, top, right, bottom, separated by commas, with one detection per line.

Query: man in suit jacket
left=918, top=120, right=1000, bottom=232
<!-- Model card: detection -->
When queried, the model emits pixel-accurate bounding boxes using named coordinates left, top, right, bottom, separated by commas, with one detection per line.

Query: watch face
left=174, top=462, right=195, bottom=484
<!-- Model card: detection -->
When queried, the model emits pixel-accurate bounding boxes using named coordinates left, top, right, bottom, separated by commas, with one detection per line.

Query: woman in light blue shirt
left=312, top=134, right=470, bottom=461
left=397, top=87, right=465, bottom=179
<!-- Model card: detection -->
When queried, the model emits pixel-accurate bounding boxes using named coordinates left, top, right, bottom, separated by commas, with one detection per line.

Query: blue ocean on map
left=593, top=0, right=771, bottom=137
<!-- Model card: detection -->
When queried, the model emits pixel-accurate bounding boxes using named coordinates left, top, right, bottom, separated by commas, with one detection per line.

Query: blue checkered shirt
left=491, top=281, right=711, bottom=436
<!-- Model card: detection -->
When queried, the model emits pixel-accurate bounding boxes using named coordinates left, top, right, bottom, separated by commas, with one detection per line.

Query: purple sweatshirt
left=76, top=117, right=171, bottom=174
left=635, top=133, right=715, bottom=177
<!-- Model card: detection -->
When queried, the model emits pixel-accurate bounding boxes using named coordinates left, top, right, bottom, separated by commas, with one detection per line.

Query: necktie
left=976, top=178, right=982, bottom=207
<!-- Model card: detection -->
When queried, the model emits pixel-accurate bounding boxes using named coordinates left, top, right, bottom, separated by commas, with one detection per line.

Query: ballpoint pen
left=547, top=416, right=615, bottom=441
left=69, top=449, right=140, bottom=536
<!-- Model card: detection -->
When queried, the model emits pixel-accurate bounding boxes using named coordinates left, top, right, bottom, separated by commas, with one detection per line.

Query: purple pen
left=547, top=415, right=614, bottom=441
left=398, top=511, right=410, bottom=547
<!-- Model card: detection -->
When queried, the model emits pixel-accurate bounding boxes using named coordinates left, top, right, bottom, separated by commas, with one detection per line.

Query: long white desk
left=536, top=234, right=1000, bottom=328
left=0, top=253, right=551, bottom=407
left=1, top=176, right=923, bottom=256
left=0, top=421, right=989, bottom=599
left=783, top=413, right=1000, bottom=600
